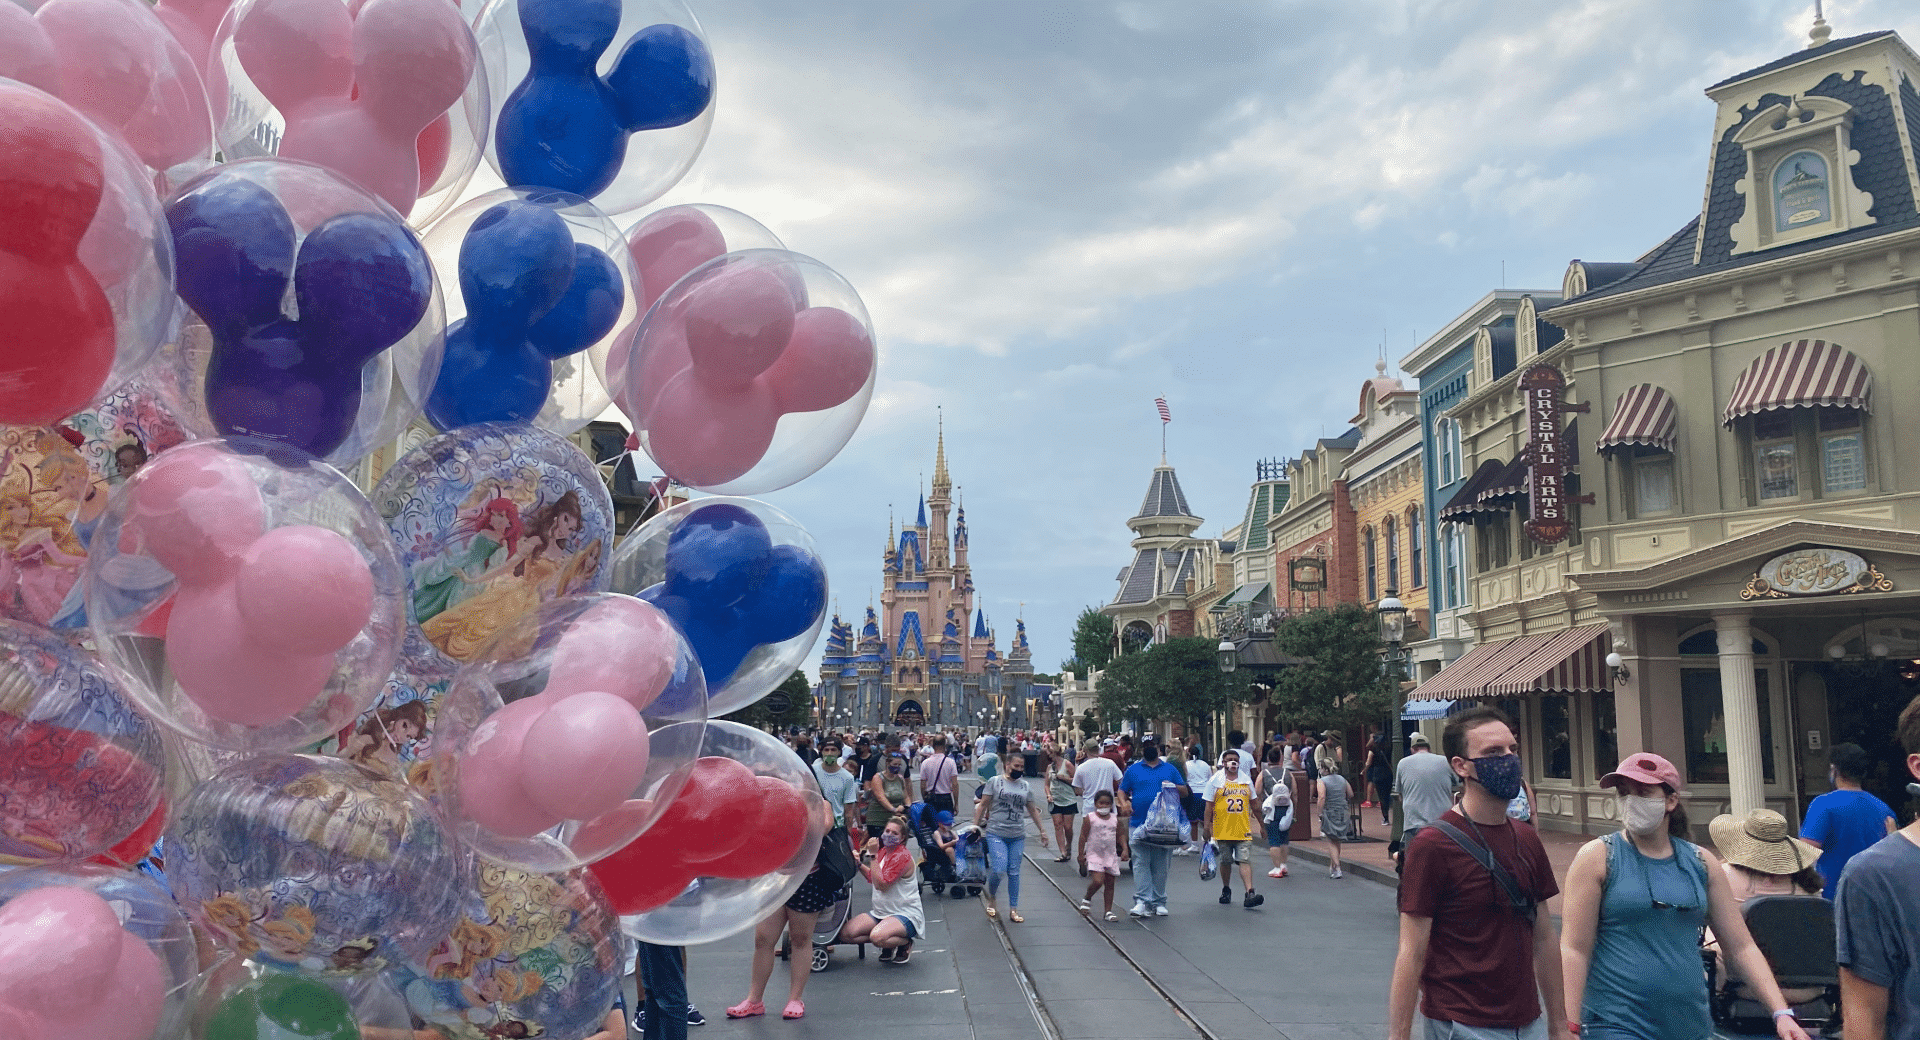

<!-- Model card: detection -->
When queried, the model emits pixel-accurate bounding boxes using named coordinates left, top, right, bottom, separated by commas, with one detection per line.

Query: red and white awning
left=1596, top=384, right=1678, bottom=454
left=1723, top=339, right=1873, bottom=427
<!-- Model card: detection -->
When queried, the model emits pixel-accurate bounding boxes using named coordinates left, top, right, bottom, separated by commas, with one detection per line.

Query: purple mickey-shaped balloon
left=168, top=164, right=433, bottom=459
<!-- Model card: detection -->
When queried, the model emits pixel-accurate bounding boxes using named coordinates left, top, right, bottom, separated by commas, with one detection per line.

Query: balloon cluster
left=0, top=0, right=880, bottom=1032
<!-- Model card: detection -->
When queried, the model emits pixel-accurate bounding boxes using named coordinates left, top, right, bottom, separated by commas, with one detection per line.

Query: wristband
left=1772, top=1009, right=1797, bottom=1021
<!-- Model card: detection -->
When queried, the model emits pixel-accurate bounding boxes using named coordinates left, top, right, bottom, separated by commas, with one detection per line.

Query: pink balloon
left=236, top=0, right=476, bottom=213
left=127, top=448, right=266, bottom=583
left=154, top=0, right=233, bottom=80
left=519, top=691, right=651, bottom=821
left=235, top=524, right=374, bottom=654
left=458, top=696, right=562, bottom=839
left=36, top=0, right=214, bottom=170
left=0, top=1004, right=47, bottom=1037
left=682, top=266, right=797, bottom=391
left=67, top=935, right=164, bottom=1040
left=544, top=597, right=679, bottom=710
left=766, top=306, right=874, bottom=413
left=617, top=318, right=689, bottom=427
left=0, top=886, right=161, bottom=1040
left=626, top=207, right=725, bottom=313
left=0, top=5, right=63, bottom=96
left=167, top=582, right=334, bottom=725
left=644, top=371, right=779, bottom=488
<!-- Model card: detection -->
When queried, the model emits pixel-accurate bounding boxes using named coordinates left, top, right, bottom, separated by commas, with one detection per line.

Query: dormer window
left=1728, top=94, right=1874, bottom=255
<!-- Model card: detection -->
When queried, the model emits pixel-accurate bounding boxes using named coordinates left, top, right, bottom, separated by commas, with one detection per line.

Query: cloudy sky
left=629, top=0, right=1920, bottom=680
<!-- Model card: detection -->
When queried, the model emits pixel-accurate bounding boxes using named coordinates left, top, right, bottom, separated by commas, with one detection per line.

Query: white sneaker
left=1331, top=868, right=1343, bottom=879
left=1128, top=902, right=1149, bottom=918
left=1153, top=905, right=1169, bottom=916
left=1267, top=867, right=1284, bottom=878
left=1171, top=846, right=1192, bottom=856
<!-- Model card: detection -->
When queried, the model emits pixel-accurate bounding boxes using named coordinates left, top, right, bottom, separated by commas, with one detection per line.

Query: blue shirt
left=1119, top=759, right=1187, bottom=826
left=1803, top=788, right=1896, bottom=899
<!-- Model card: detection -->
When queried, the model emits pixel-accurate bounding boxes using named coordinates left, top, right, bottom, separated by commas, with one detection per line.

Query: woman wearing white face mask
left=1560, top=753, right=1812, bottom=1040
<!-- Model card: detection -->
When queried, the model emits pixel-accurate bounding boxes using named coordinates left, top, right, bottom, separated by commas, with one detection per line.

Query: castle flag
left=1154, top=397, right=1171, bottom=424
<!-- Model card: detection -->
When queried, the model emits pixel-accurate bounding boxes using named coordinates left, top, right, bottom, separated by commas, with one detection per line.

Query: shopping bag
left=1137, top=781, right=1189, bottom=847
left=1199, top=841, right=1218, bottom=881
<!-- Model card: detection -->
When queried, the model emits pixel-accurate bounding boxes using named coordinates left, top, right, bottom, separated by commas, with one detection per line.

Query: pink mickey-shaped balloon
left=458, top=695, right=562, bottom=839
left=155, top=0, right=233, bottom=80
left=36, top=0, right=215, bottom=171
left=127, top=448, right=266, bottom=582
left=544, top=597, right=681, bottom=711
left=0, top=887, right=166, bottom=1040
left=0, top=5, right=62, bottom=95
left=519, top=691, right=651, bottom=821
left=167, top=582, right=336, bottom=725
left=766, top=306, right=875, bottom=414
left=234, top=524, right=375, bottom=654
left=682, top=265, right=797, bottom=391
left=644, top=370, right=779, bottom=489
left=627, top=206, right=726, bottom=313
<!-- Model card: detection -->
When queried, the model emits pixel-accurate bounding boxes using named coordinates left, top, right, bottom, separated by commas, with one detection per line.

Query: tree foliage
left=1094, top=637, right=1249, bottom=737
left=1065, top=606, right=1115, bottom=674
left=1268, top=604, right=1392, bottom=732
left=721, top=670, right=815, bottom=731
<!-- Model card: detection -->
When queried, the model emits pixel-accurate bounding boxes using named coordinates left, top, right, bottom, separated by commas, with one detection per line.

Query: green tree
left=721, top=670, right=816, bottom=731
left=1268, top=604, right=1392, bottom=734
left=1065, top=606, right=1115, bottom=674
left=1095, top=637, right=1248, bottom=740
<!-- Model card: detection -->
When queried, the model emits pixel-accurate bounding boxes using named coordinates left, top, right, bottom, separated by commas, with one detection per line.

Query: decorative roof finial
left=932, top=409, right=951, bottom=490
left=1809, top=0, right=1831, bottom=48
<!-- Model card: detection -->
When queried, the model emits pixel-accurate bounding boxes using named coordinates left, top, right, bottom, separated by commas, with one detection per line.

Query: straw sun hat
left=1709, top=809, right=1821, bottom=876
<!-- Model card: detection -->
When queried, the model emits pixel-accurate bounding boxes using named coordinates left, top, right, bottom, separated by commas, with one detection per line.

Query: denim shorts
left=1264, top=818, right=1291, bottom=845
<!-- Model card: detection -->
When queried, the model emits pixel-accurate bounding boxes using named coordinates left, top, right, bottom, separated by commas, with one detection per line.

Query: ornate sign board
left=1742, top=547, right=1894, bottom=599
left=1289, top=557, right=1327, bottom=592
left=1521, top=364, right=1591, bottom=545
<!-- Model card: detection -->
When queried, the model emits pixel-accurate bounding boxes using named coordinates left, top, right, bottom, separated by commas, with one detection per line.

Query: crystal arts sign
left=1521, top=364, right=1588, bottom=545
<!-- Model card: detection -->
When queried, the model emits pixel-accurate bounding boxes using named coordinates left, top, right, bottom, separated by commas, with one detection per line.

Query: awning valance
left=1439, top=459, right=1510, bottom=523
left=1597, top=384, right=1678, bottom=455
left=1477, top=452, right=1530, bottom=506
left=1723, top=339, right=1873, bottom=427
left=1483, top=623, right=1611, bottom=696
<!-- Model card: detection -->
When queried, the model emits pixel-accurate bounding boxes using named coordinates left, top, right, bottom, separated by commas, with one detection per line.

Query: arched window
left=1363, top=526, right=1377, bottom=601
left=1384, top=516, right=1399, bottom=593
left=1407, top=507, right=1424, bottom=588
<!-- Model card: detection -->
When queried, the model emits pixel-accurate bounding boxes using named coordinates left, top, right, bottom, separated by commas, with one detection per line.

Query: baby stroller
left=907, top=802, right=956, bottom=894
left=776, top=880, right=867, bottom=973
left=949, top=823, right=987, bottom=899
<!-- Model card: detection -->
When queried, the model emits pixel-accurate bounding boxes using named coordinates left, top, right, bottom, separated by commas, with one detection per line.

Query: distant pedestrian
left=1834, top=694, right=1920, bottom=1040
left=1259, top=746, right=1293, bottom=879
left=1364, top=725, right=1391, bottom=824
left=811, top=739, right=861, bottom=833
left=1317, top=766, right=1352, bottom=878
left=792, top=733, right=819, bottom=768
left=1392, top=731, right=1456, bottom=874
left=1119, top=740, right=1188, bottom=917
left=1182, top=745, right=1213, bottom=854
left=632, top=942, right=689, bottom=1040
left=838, top=816, right=924, bottom=964
left=1801, top=741, right=1897, bottom=899
left=1073, top=739, right=1122, bottom=814
left=973, top=740, right=1001, bottom=787
left=919, top=734, right=959, bottom=816
left=1203, top=749, right=1263, bottom=908
left=973, top=754, right=1049, bottom=922
left=1561, top=752, right=1811, bottom=1040
left=1388, top=705, right=1566, bottom=1040
left=865, top=752, right=909, bottom=843
left=1077, top=789, right=1129, bottom=922
left=1046, top=745, right=1078, bottom=861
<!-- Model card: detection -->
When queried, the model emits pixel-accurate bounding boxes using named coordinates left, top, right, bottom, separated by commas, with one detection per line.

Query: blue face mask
left=1470, top=753, right=1524, bottom=802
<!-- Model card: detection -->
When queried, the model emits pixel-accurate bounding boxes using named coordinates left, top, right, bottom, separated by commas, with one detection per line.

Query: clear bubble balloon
left=0, top=79, right=176, bottom=428
left=85, top=439, right=407, bottom=753
left=608, top=496, right=827, bottom=715
left=473, top=0, right=714, bottom=217
left=207, top=0, right=490, bottom=225
left=164, top=158, right=446, bottom=467
left=0, top=619, right=167, bottom=865
left=0, top=862, right=199, bottom=1040
left=394, top=861, right=621, bottom=1040
left=594, top=721, right=827, bottom=945
left=191, top=962, right=417, bottom=1040
left=426, top=593, right=707, bottom=873
left=618, top=249, right=876, bottom=493
left=165, top=753, right=466, bottom=976
left=369, top=423, right=616, bottom=673
left=418, top=188, right=640, bottom=435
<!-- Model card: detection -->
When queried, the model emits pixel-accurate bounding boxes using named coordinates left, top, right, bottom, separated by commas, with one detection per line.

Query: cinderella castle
left=817, top=421, right=1035, bottom=729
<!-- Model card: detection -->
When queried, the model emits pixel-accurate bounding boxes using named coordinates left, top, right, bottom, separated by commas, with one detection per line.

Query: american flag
left=1154, top=397, right=1171, bottom=424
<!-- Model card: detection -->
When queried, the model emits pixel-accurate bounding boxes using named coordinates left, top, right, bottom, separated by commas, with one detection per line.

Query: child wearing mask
left=1077, top=789, right=1129, bottom=922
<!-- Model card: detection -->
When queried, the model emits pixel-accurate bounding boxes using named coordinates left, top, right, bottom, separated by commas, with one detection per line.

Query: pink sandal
left=725, top=1000, right=765, bottom=1019
left=782, top=999, right=806, bottom=1019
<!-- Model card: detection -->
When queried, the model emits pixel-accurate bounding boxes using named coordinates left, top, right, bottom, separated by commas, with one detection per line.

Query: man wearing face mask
left=1118, top=741, right=1190, bottom=918
left=1202, top=749, right=1264, bottom=908
left=811, top=739, right=861, bottom=834
left=1389, top=705, right=1567, bottom=1040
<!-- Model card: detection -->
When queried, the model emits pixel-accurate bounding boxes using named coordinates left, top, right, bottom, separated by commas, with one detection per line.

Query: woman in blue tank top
left=1560, top=753, right=1812, bottom=1040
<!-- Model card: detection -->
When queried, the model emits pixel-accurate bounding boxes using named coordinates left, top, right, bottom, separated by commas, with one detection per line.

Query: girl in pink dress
left=1076, top=789, right=1129, bottom=922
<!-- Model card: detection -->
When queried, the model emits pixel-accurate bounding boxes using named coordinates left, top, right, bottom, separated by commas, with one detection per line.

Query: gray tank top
left=984, top=776, right=1032, bottom=839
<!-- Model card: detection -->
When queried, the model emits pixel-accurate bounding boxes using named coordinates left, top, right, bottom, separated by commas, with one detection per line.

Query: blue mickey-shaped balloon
left=639, top=503, right=827, bottom=692
left=168, top=172, right=433, bottom=459
left=495, top=0, right=714, bottom=201
left=425, top=197, right=625, bottom=430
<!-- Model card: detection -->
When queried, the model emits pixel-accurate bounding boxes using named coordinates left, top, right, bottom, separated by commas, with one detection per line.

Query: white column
left=1714, top=611, right=1765, bottom=817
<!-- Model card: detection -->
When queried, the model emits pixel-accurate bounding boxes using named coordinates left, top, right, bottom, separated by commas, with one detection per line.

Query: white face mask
left=1619, top=793, right=1668, bottom=836
left=1095, top=807, right=1112, bottom=817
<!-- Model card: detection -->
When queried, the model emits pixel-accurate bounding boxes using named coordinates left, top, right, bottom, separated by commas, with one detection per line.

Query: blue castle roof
left=895, top=611, right=924, bottom=658
left=973, top=608, right=988, bottom=639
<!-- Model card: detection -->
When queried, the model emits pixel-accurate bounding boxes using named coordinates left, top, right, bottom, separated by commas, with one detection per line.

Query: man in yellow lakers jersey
left=1204, top=749, right=1264, bottom=909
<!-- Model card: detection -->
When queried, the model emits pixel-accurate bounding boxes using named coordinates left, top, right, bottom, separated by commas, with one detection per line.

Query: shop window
left=1819, top=407, right=1865, bottom=492
left=1591, top=690, right=1618, bottom=780
left=1540, top=696, right=1573, bottom=780
left=1384, top=517, right=1399, bottom=594
left=1680, top=668, right=1776, bottom=785
left=1408, top=507, right=1424, bottom=588
left=1740, top=407, right=1869, bottom=504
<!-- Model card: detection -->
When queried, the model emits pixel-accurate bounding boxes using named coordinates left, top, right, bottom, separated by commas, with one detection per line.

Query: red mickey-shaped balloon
left=708, top=776, right=811, bottom=880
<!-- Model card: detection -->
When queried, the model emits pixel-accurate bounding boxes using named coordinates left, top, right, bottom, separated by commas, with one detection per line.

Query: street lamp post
left=1216, top=637, right=1238, bottom=674
left=1376, top=590, right=1408, bottom=845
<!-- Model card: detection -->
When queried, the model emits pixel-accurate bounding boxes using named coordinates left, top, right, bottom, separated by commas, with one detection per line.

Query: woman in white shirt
left=1182, top=747, right=1214, bottom=853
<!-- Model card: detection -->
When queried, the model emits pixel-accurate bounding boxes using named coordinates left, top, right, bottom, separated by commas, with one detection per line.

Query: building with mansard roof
left=1103, top=458, right=1229, bottom=652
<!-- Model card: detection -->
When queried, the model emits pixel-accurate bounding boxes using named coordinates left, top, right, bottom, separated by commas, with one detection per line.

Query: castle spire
left=932, top=408, right=951, bottom=491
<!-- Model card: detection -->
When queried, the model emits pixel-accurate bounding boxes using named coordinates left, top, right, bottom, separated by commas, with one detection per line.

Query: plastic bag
left=1135, top=781, right=1189, bottom=847
left=1199, top=841, right=1218, bottom=881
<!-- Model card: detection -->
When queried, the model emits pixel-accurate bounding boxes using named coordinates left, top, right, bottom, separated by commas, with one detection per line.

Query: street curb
left=1282, top=843, right=1399, bottom=888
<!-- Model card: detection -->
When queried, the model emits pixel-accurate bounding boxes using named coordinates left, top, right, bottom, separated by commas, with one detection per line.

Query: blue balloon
left=425, top=198, right=625, bottom=430
left=495, top=0, right=713, bottom=200
left=168, top=174, right=432, bottom=459
left=661, top=503, right=769, bottom=616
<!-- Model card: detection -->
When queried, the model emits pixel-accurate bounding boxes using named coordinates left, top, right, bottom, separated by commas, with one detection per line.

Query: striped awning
left=1405, top=641, right=1511, bottom=701
left=1439, top=459, right=1510, bottom=522
left=1483, top=624, right=1611, bottom=697
left=1723, top=339, right=1873, bottom=427
left=1596, top=384, right=1678, bottom=454
left=1477, top=451, right=1530, bottom=505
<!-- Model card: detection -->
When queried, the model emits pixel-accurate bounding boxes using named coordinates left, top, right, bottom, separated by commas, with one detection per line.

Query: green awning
left=1216, top=582, right=1269, bottom=608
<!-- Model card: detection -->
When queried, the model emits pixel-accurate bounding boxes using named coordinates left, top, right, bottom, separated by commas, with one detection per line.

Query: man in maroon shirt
left=1388, top=705, right=1569, bottom=1040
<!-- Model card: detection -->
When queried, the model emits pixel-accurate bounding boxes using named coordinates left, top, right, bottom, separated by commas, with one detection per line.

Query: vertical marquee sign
left=1521, top=363, right=1589, bottom=544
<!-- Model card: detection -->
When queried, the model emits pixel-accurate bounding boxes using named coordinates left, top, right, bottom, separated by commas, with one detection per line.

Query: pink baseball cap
left=1599, top=752, right=1684, bottom=793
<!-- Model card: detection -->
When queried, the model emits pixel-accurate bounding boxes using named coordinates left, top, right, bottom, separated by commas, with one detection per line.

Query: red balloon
left=645, top=756, right=756, bottom=866
left=708, top=777, right=809, bottom=880
left=587, top=851, right=696, bottom=916
left=0, top=84, right=114, bottom=426
left=90, top=795, right=168, bottom=869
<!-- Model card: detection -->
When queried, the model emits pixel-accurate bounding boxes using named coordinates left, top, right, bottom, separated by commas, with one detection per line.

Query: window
left=1621, top=448, right=1676, bottom=517
left=1363, top=527, right=1377, bottom=601
left=1680, top=668, right=1775, bottom=785
left=1540, top=696, right=1572, bottom=780
left=1384, top=517, right=1399, bottom=594
left=1408, top=508, right=1424, bottom=588
left=1591, top=690, right=1618, bottom=781
left=1753, top=411, right=1798, bottom=501
left=1820, top=407, right=1865, bottom=492
left=1743, top=407, right=1868, bottom=503
left=1475, top=513, right=1511, bottom=572
left=1436, top=419, right=1457, bottom=485
left=1442, top=526, right=1461, bottom=606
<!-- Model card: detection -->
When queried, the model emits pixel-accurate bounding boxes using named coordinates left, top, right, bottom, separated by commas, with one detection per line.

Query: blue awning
left=1401, top=699, right=1456, bottom=721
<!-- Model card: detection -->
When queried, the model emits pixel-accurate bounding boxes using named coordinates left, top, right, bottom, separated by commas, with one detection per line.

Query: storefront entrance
left=1800, top=661, right=1920, bottom=823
